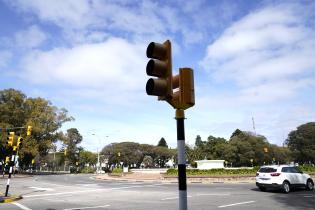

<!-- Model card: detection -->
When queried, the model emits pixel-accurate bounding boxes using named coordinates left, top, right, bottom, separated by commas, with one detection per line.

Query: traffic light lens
left=146, top=59, right=167, bottom=77
left=146, top=78, right=168, bottom=96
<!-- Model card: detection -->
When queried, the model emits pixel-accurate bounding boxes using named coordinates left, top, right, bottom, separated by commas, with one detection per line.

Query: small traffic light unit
left=17, top=137, right=23, bottom=148
left=27, top=125, right=32, bottom=136
left=146, top=40, right=195, bottom=110
left=6, top=132, right=15, bottom=147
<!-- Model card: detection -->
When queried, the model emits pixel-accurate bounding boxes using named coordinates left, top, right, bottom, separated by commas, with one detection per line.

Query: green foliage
left=112, top=167, right=123, bottom=174
left=298, top=166, right=315, bottom=173
left=62, top=128, right=83, bottom=165
left=79, top=150, right=97, bottom=166
left=189, top=131, right=292, bottom=167
left=157, top=137, right=168, bottom=148
left=81, top=166, right=96, bottom=173
left=166, top=167, right=260, bottom=177
left=0, top=89, right=74, bottom=167
left=286, top=122, right=315, bottom=163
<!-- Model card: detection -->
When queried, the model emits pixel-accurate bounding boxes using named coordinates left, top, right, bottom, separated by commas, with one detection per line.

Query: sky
left=0, top=0, right=315, bottom=152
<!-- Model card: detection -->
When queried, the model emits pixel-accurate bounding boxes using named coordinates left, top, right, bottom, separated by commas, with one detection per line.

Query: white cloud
left=21, top=37, right=146, bottom=91
left=201, top=3, right=315, bottom=100
left=15, top=25, right=47, bottom=49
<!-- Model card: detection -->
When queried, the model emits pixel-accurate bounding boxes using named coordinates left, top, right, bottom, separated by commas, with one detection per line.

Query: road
left=0, top=174, right=314, bottom=210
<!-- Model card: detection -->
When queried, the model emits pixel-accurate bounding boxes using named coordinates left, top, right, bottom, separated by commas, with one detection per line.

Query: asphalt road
left=0, top=174, right=314, bottom=210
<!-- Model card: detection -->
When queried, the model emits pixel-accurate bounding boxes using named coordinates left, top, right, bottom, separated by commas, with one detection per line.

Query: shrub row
left=166, top=166, right=315, bottom=176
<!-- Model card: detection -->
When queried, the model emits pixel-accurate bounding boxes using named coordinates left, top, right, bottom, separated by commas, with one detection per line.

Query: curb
left=0, top=195, right=23, bottom=203
left=92, top=175, right=256, bottom=184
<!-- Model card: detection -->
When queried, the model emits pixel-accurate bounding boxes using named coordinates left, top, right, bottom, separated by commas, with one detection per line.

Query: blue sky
left=1, top=0, right=315, bottom=151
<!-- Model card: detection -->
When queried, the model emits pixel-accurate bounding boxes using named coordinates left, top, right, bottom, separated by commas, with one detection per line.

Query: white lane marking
left=29, top=187, right=54, bottom=191
left=24, top=183, right=163, bottom=198
left=63, top=204, right=110, bottom=210
left=218, top=201, right=255, bottom=208
left=12, top=202, right=33, bottom=210
left=197, top=193, right=231, bottom=196
left=304, top=195, right=315, bottom=198
left=161, top=195, right=192, bottom=201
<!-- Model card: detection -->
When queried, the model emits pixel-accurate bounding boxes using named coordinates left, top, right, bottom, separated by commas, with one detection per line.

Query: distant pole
left=5, top=148, right=17, bottom=196
left=176, top=109, right=187, bottom=210
left=252, top=117, right=256, bottom=135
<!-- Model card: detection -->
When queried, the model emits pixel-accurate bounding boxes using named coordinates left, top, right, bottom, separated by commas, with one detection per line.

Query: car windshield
left=259, top=167, right=277, bottom=173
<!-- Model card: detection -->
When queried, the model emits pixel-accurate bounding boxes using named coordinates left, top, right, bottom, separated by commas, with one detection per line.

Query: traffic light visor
left=146, top=42, right=167, bottom=59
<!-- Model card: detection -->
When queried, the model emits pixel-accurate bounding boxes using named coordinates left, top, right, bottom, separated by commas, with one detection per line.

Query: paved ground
left=0, top=174, right=314, bottom=210
left=94, top=172, right=257, bottom=183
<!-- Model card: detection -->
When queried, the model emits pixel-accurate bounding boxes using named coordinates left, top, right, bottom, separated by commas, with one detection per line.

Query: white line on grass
left=218, top=201, right=255, bottom=208
left=12, top=202, right=33, bottom=210
left=63, top=204, right=110, bottom=210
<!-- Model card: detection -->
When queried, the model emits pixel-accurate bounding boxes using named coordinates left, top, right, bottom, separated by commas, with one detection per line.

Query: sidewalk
left=93, top=172, right=257, bottom=184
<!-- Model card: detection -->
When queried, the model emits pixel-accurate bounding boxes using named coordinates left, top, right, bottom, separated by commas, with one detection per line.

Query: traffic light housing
left=146, top=40, right=172, bottom=100
left=6, top=132, right=14, bottom=147
left=145, top=40, right=195, bottom=110
left=170, top=68, right=195, bottom=110
left=27, top=126, right=32, bottom=136
left=17, top=137, right=23, bottom=148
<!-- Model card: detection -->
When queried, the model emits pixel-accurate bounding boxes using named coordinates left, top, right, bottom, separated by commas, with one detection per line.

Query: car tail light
left=256, top=173, right=259, bottom=176
left=271, top=173, right=281, bottom=176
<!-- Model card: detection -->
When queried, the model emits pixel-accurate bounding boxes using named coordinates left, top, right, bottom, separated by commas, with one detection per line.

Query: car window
left=259, top=167, right=277, bottom=173
left=281, top=167, right=290, bottom=172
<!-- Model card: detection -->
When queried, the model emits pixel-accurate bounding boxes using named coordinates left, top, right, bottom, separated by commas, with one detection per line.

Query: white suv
left=256, top=165, right=314, bottom=193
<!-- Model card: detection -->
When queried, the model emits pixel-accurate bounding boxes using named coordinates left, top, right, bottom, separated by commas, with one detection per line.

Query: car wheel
left=282, top=181, right=290, bottom=193
left=259, top=186, right=266, bottom=191
left=306, top=179, right=314, bottom=191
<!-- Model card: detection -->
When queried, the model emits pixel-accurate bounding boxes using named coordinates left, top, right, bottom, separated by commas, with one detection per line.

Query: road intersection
left=0, top=174, right=314, bottom=210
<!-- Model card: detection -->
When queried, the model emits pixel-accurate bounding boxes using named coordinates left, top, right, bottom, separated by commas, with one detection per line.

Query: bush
left=111, top=167, right=123, bottom=174
left=166, top=167, right=259, bottom=177
left=299, top=166, right=315, bottom=173
left=81, top=167, right=96, bottom=173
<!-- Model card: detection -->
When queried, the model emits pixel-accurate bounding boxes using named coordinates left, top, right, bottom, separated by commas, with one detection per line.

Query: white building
left=195, top=160, right=225, bottom=169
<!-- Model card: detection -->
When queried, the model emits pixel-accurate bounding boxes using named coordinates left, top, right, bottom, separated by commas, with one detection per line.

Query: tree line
left=1, top=89, right=314, bottom=170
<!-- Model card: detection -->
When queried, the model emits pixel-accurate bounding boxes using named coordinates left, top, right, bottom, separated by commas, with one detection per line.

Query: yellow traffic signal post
left=146, top=40, right=195, bottom=210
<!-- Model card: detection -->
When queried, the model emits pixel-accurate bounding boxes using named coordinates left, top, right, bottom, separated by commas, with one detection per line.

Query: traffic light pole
left=176, top=109, right=187, bottom=210
left=5, top=149, right=17, bottom=196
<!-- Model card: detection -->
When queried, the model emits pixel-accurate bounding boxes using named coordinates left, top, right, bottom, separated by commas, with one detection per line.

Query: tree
left=0, top=89, right=74, bottom=168
left=194, top=135, right=204, bottom=148
left=62, top=128, right=83, bottom=165
left=157, top=137, right=168, bottom=148
left=79, top=150, right=97, bottom=166
left=142, top=155, right=153, bottom=168
left=285, top=122, right=315, bottom=163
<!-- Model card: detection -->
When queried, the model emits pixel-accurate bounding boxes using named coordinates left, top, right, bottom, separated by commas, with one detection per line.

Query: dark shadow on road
left=251, top=187, right=315, bottom=210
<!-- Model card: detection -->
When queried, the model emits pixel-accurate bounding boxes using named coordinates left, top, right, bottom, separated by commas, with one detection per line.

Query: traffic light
left=32, top=159, right=35, bottom=164
left=64, top=148, right=67, bottom=156
left=27, top=126, right=32, bottom=136
left=264, top=147, right=268, bottom=153
left=170, top=68, right=195, bottom=110
left=5, top=156, right=10, bottom=163
left=17, top=137, right=23, bottom=148
left=146, top=40, right=172, bottom=100
left=6, top=132, right=14, bottom=147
